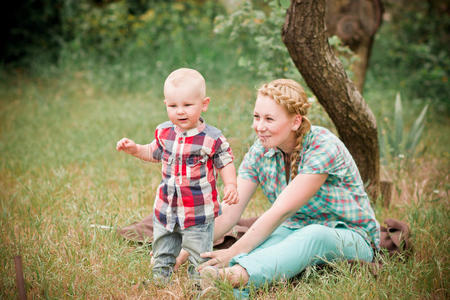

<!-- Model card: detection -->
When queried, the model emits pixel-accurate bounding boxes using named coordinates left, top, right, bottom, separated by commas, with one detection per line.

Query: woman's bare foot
left=199, top=266, right=220, bottom=290
left=199, top=265, right=249, bottom=288
left=225, top=265, right=249, bottom=286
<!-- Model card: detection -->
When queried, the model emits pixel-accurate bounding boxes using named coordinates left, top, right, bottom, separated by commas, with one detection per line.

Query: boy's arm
left=218, top=162, right=238, bottom=204
left=116, top=138, right=159, bottom=162
left=218, top=162, right=237, bottom=187
left=132, top=143, right=159, bottom=162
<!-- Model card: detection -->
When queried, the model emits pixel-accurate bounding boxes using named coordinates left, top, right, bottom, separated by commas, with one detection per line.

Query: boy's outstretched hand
left=116, top=137, right=138, bottom=155
left=222, top=184, right=238, bottom=205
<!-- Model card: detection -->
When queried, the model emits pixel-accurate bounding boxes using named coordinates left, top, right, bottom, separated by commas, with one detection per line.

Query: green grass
left=0, top=69, right=449, bottom=299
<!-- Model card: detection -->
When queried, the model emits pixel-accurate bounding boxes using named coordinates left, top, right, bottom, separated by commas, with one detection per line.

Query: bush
left=379, top=92, right=429, bottom=167
left=213, top=0, right=359, bottom=85
left=54, top=0, right=245, bottom=92
left=214, top=0, right=300, bottom=81
left=0, top=0, right=64, bottom=65
left=368, top=1, right=450, bottom=114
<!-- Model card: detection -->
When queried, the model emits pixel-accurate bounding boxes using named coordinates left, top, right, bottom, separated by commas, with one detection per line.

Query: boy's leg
left=180, top=222, right=214, bottom=277
left=152, top=218, right=182, bottom=279
left=230, top=224, right=373, bottom=288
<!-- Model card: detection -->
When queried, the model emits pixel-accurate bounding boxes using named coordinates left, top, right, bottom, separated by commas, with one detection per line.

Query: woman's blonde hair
left=258, top=79, right=312, bottom=180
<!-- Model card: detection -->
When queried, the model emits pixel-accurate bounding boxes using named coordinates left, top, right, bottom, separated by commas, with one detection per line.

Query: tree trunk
left=325, top=0, right=383, bottom=92
left=282, top=0, right=380, bottom=200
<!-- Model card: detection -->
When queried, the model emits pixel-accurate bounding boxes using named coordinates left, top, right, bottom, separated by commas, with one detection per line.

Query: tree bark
left=325, top=0, right=383, bottom=92
left=282, top=0, right=380, bottom=200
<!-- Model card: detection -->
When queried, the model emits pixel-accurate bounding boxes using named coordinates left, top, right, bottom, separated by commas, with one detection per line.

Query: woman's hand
left=198, top=249, right=237, bottom=270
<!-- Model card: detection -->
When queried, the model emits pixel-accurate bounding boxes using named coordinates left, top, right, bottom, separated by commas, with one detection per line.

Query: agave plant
left=379, top=93, right=429, bottom=163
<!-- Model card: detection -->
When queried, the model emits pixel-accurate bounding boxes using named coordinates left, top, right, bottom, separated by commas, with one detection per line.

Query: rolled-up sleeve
left=299, top=138, right=344, bottom=176
left=238, top=142, right=261, bottom=183
left=212, top=135, right=234, bottom=169
left=150, top=128, right=164, bottom=161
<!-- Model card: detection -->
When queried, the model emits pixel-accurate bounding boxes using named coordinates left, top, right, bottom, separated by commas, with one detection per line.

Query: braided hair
left=258, top=79, right=312, bottom=180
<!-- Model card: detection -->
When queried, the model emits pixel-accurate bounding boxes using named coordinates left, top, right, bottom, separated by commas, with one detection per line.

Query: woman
left=178, top=79, right=380, bottom=289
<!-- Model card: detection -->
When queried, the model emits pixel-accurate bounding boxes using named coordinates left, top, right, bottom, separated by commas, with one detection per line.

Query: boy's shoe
left=143, top=271, right=171, bottom=288
left=187, top=264, right=201, bottom=279
left=153, top=272, right=171, bottom=287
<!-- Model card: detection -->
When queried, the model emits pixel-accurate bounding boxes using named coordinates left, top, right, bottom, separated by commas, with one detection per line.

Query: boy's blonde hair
left=164, top=68, right=206, bottom=99
left=258, top=79, right=312, bottom=180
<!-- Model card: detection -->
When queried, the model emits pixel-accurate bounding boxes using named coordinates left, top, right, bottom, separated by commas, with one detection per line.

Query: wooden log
left=380, top=165, right=393, bottom=207
left=14, top=255, right=27, bottom=300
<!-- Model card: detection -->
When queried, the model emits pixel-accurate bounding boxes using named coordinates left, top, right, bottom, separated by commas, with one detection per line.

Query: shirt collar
left=263, top=147, right=281, bottom=158
left=174, top=117, right=206, bottom=137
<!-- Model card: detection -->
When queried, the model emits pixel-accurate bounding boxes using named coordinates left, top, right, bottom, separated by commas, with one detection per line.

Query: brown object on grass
left=117, top=214, right=259, bottom=249
left=117, top=214, right=155, bottom=243
left=14, top=255, right=27, bottom=300
left=118, top=214, right=411, bottom=255
left=380, top=218, right=411, bottom=255
left=118, top=214, right=411, bottom=277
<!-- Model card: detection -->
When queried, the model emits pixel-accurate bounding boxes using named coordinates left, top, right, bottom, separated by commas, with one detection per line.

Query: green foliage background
left=367, top=0, right=450, bottom=114
left=2, top=1, right=448, bottom=106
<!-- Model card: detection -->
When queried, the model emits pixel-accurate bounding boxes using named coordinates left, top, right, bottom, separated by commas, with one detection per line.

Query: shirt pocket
left=185, top=154, right=208, bottom=184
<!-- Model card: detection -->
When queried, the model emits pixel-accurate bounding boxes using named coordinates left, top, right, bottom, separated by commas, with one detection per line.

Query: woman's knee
left=293, top=224, right=342, bottom=250
left=300, top=224, right=328, bottom=234
left=294, top=225, right=372, bottom=261
left=299, top=224, right=335, bottom=240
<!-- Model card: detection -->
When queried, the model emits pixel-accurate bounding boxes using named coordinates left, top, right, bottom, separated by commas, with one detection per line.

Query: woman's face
left=252, top=93, right=300, bottom=152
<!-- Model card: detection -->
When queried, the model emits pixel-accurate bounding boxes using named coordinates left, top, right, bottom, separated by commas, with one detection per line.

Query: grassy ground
left=0, top=70, right=448, bottom=299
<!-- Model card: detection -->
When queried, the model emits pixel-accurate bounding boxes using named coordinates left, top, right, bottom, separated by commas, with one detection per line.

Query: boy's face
left=164, top=84, right=210, bottom=131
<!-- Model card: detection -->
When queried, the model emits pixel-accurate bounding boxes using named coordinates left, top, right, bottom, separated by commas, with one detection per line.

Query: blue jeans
left=152, top=217, right=214, bottom=278
left=230, top=224, right=373, bottom=288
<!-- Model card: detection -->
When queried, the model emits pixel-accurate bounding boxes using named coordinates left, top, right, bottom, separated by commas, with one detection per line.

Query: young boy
left=116, top=68, right=238, bottom=284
